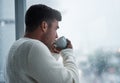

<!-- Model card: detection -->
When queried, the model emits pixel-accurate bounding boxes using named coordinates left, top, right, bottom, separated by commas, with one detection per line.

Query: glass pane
left=26, top=0, right=61, bottom=9
left=26, top=0, right=120, bottom=83
left=0, top=0, right=15, bottom=82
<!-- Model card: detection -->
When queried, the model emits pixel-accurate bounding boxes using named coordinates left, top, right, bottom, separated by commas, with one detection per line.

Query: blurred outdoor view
left=0, top=0, right=120, bottom=83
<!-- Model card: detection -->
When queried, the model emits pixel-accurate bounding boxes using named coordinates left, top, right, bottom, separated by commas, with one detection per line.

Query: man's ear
left=41, top=21, right=48, bottom=32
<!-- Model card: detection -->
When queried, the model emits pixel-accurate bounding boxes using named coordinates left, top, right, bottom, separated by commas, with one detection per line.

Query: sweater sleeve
left=27, top=41, right=79, bottom=83
left=51, top=52, right=60, bottom=61
left=61, top=49, right=79, bottom=83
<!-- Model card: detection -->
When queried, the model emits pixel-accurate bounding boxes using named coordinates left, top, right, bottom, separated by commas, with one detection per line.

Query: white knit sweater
left=5, top=37, right=79, bottom=83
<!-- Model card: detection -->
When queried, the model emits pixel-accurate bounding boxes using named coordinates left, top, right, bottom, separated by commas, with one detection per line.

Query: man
left=6, top=4, right=79, bottom=83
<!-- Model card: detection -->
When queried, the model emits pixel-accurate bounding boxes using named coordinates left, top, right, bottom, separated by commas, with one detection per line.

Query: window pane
left=0, top=0, right=15, bottom=82
left=26, top=0, right=120, bottom=83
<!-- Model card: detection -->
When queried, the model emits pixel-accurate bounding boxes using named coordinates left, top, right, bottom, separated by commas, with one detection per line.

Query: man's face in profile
left=42, top=19, right=59, bottom=49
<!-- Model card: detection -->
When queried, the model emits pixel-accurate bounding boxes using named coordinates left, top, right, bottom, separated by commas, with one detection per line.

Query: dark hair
left=25, top=4, right=62, bottom=32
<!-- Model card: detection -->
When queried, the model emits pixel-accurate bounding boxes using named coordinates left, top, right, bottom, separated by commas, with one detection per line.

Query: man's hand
left=50, top=44, right=61, bottom=53
left=66, top=39, right=73, bottom=49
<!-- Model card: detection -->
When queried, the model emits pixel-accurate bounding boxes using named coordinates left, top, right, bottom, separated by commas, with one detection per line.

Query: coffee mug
left=54, top=36, right=67, bottom=49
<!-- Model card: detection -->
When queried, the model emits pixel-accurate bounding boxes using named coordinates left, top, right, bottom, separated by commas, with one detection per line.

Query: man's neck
left=24, top=32, right=41, bottom=40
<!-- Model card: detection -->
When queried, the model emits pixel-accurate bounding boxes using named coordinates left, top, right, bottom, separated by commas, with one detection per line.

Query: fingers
left=66, top=39, right=73, bottom=49
left=50, top=44, right=61, bottom=53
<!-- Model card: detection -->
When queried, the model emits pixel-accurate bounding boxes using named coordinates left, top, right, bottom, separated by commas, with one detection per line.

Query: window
left=0, top=0, right=15, bottom=82
left=1, top=0, right=119, bottom=82
left=26, top=0, right=120, bottom=82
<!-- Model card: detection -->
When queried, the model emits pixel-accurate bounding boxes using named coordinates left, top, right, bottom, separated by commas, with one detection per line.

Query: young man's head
left=25, top=4, right=62, bottom=49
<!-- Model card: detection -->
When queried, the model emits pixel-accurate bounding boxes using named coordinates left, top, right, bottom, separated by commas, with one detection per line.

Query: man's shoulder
left=16, top=37, right=45, bottom=48
left=14, top=37, right=37, bottom=44
left=11, top=37, right=45, bottom=50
